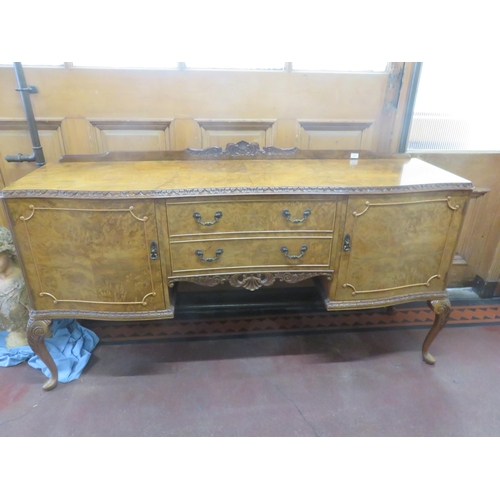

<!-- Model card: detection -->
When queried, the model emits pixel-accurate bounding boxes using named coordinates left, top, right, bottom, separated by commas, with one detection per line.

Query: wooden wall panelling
left=359, top=123, right=375, bottom=150
left=271, top=119, right=301, bottom=148
left=169, top=118, right=201, bottom=150
left=0, top=67, right=392, bottom=154
left=0, top=119, right=64, bottom=225
left=413, top=153, right=500, bottom=290
left=0, top=120, right=63, bottom=186
left=91, top=120, right=171, bottom=153
left=2, top=66, right=497, bottom=290
left=0, top=68, right=388, bottom=121
left=298, top=120, right=375, bottom=150
left=483, top=199, right=500, bottom=285
left=486, top=223, right=500, bottom=282
left=449, top=190, right=489, bottom=284
left=60, top=118, right=98, bottom=155
left=198, top=120, right=275, bottom=148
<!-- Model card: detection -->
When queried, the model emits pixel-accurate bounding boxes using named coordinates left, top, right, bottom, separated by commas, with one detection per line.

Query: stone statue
left=0, top=226, right=31, bottom=348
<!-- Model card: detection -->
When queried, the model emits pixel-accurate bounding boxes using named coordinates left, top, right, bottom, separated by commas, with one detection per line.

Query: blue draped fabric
left=0, top=319, right=99, bottom=383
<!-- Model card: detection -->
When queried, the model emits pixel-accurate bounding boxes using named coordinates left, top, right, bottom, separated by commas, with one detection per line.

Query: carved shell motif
left=228, top=273, right=276, bottom=291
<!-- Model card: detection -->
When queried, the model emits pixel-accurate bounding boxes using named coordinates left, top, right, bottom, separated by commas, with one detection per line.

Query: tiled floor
left=1, top=302, right=499, bottom=436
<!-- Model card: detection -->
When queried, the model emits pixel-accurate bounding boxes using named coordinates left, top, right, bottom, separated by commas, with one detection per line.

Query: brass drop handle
left=282, top=208, right=311, bottom=223
left=195, top=248, right=223, bottom=262
left=281, top=245, right=308, bottom=259
left=193, top=211, right=223, bottom=226
left=150, top=241, right=158, bottom=260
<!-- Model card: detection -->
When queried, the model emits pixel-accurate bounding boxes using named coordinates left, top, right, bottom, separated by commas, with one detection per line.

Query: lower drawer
left=169, top=236, right=332, bottom=273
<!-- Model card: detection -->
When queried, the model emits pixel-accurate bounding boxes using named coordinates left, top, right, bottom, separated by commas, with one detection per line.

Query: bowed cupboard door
left=335, top=192, right=470, bottom=303
left=5, top=198, right=167, bottom=314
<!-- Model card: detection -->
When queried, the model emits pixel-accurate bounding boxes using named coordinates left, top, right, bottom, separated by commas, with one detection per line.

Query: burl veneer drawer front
left=166, top=200, right=336, bottom=236
left=169, top=236, right=332, bottom=273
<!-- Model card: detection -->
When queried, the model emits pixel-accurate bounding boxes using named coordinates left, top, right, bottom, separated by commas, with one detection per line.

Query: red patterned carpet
left=86, top=300, right=500, bottom=343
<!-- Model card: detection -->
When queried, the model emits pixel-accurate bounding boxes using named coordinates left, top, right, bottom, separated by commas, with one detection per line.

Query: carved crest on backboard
left=187, top=141, right=298, bottom=157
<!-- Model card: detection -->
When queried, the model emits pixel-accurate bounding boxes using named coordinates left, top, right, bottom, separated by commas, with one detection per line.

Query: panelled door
left=6, top=198, right=165, bottom=313
left=335, top=192, right=469, bottom=301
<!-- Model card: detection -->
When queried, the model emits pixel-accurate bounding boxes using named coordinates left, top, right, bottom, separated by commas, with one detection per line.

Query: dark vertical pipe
left=398, top=62, right=423, bottom=153
left=4, top=62, right=46, bottom=166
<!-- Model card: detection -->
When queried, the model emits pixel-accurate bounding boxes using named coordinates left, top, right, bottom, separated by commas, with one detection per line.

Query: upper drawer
left=166, top=200, right=336, bottom=236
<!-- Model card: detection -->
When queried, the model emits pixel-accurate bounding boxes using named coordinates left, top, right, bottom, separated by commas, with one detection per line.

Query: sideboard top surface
left=1, top=157, right=473, bottom=198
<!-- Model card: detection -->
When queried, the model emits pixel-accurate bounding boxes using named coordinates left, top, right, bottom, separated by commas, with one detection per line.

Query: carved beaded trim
left=29, top=308, right=175, bottom=321
left=0, top=183, right=474, bottom=199
left=169, top=271, right=334, bottom=291
left=322, top=291, right=448, bottom=310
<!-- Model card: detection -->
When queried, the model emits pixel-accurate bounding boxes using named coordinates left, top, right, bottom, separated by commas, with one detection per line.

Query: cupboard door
left=335, top=193, right=467, bottom=301
left=7, top=199, right=165, bottom=313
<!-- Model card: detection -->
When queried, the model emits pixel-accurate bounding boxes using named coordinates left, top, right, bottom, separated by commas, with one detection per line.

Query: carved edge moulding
left=168, top=271, right=334, bottom=291
left=30, top=308, right=175, bottom=321
left=0, top=183, right=474, bottom=199
left=319, top=289, right=449, bottom=310
left=0, top=119, right=63, bottom=131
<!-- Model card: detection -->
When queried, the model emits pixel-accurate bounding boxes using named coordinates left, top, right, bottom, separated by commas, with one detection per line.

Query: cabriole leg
left=422, top=299, right=451, bottom=365
left=27, top=318, right=57, bottom=390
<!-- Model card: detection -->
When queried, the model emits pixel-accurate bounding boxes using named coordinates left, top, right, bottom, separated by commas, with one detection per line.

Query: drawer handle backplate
left=282, top=209, right=311, bottom=223
left=193, top=211, right=223, bottom=226
left=281, top=245, right=308, bottom=259
left=195, top=248, right=224, bottom=262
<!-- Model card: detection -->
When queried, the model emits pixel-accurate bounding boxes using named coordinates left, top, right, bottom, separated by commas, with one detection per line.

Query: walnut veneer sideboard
left=0, top=143, right=474, bottom=390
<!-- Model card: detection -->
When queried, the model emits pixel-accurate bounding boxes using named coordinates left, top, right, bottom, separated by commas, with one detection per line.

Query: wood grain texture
left=166, top=200, right=336, bottom=236
left=59, top=149, right=409, bottom=163
left=60, top=118, right=98, bottom=155
left=169, top=236, right=332, bottom=274
left=1, top=157, right=472, bottom=197
left=0, top=65, right=406, bottom=171
left=334, top=192, right=469, bottom=301
left=423, top=299, right=451, bottom=365
left=168, top=118, right=201, bottom=150
left=92, top=120, right=171, bottom=153
left=0, top=124, right=63, bottom=186
left=0, top=152, right=475, bottom=389
left=6, top=198, right=165, bottom=312
left=414, top=153, right=500, bottom=285
left=199, top=120, right=274, bottom=149
left=298, top=121, right=374, bottom=150
left=0, top=67, right=388, bottom=121
left=27, top=318, right=57, bottom=390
